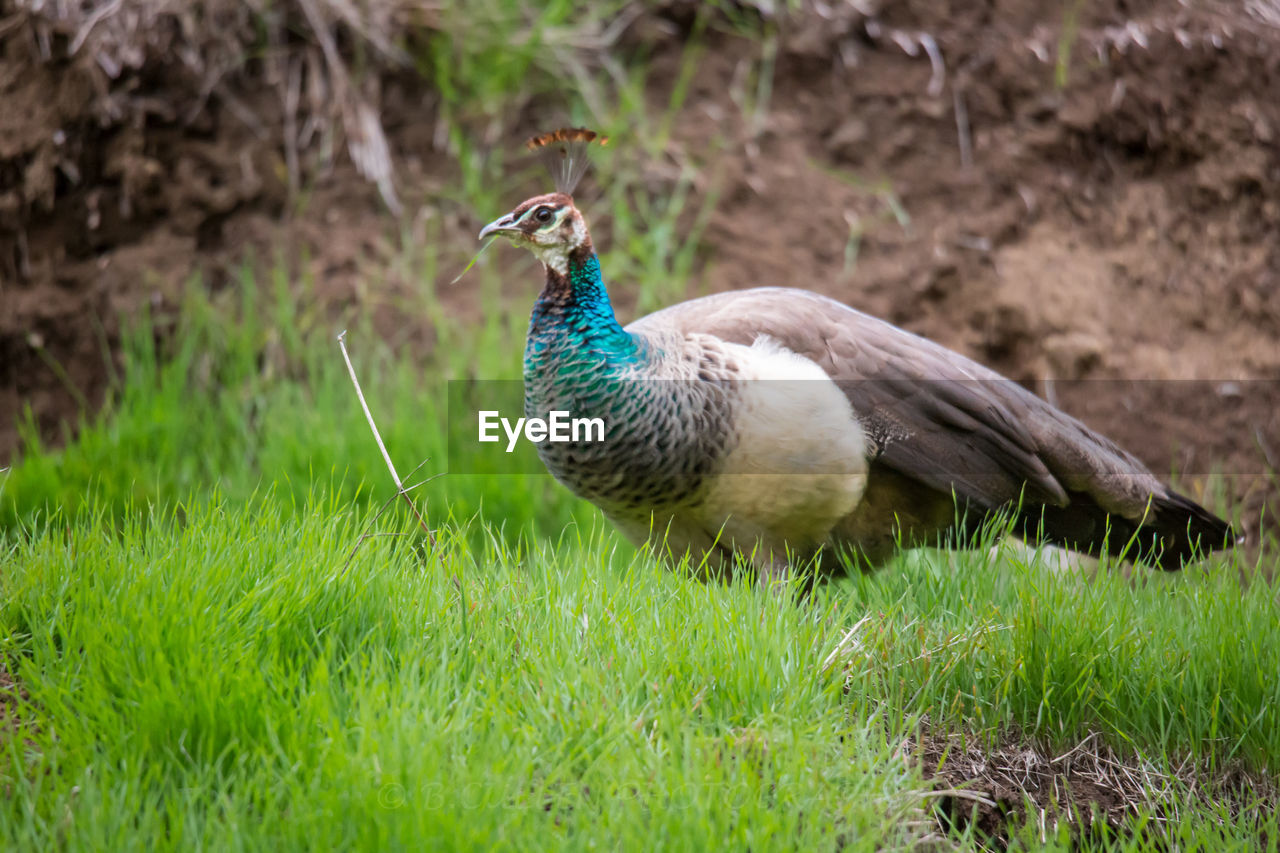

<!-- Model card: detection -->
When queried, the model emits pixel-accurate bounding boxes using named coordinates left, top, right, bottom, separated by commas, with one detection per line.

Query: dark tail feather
left=1143, top=490, right=1237, bottom=569
left=1015, top=489, right=1235, bottom=570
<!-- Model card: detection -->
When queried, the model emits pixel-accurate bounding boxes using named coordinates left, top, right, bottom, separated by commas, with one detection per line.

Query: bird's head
left=478, top=192, right=589, bottom=275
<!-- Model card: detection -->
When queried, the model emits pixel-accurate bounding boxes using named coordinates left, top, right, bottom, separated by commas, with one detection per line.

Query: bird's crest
left=526, top=127, right=608, bottom=196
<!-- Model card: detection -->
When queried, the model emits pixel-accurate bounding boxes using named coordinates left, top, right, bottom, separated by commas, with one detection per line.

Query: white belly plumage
left=610, top=335, right=869, bottom=573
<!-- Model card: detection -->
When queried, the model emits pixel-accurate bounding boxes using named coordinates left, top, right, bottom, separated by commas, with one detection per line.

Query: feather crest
left=526, top=127, right=608, bottom=195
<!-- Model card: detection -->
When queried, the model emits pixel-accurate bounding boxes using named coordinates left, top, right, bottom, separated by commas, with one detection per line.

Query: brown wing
left=630, top=287, right=1233, bottom=566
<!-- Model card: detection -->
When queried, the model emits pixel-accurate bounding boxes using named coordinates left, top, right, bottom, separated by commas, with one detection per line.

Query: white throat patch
left=533, top=245, right=569, bottom=275
left=529, top=209, right=585, bottom=276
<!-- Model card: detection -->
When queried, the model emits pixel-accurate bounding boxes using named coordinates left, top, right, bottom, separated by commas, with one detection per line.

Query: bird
left=478, top=177, right=1233, bottom=581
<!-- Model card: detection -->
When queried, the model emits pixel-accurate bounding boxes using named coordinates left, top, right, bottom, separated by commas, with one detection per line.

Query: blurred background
left=2, top=0, right=1277, bottom=538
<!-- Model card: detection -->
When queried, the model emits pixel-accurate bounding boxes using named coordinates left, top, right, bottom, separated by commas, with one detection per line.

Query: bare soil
left=3, top=0, right=1278, bottom=540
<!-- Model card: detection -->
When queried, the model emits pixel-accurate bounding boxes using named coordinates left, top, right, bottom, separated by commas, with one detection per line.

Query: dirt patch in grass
left=916, top=726, right=1277, bottom=846
left=2, top=1, right=1277, bottom=538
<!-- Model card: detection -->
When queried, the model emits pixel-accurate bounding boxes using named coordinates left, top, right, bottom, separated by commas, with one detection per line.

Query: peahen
left=478, top=132, right=1234, bottom=579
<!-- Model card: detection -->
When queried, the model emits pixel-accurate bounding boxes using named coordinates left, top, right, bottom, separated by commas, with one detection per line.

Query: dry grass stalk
left=914, top=724, right=1278, bottom=842
left=337, top=330, right=435, bottom=551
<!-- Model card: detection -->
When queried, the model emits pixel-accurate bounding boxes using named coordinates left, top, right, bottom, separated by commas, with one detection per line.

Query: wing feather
left=631, top=287, right=1159, bottom=517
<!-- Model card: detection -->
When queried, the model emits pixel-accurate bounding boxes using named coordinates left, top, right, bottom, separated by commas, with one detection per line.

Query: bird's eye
left=534, top=206, right=554, bottom=223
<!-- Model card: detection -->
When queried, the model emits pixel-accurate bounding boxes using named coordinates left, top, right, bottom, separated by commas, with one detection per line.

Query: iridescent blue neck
left=525, top=249, right=644, bottom=373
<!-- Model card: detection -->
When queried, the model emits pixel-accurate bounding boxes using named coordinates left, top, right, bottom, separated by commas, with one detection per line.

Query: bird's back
left=629, top=287, right=1233, bottom=569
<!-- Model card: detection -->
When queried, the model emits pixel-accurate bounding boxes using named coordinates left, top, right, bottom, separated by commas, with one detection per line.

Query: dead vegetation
left=917, top=725, right=1277, bottom=847
left=2, top=0, right=647, bottom=234
left=2, top=0, right=439, bottom=461
left=4, top=0, right=422, bottom=226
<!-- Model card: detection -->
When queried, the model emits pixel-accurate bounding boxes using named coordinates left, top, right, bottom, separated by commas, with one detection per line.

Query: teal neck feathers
left=525, top=247, right=644, bottom=377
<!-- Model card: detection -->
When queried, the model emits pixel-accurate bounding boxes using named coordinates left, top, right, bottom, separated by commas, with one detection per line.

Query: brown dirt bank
left=2, top=1, right=1277, bottom=539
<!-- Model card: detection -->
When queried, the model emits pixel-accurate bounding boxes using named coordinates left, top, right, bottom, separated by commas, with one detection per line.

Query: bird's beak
left=478, top=213, right=520, bottom=241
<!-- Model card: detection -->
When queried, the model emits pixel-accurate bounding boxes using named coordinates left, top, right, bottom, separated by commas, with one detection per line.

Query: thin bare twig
left=282, top=52, right=303, bottom=203
left=918, top=32, right=946, bottom=97
left=69, top=0, right=122, bottom=55
left=821, top=614, right=873, bottom=672
left=337, top=330, right=434, bottom=547
left=1255, top=426, right=1278, bottom=471
left=338, top=462, right=442, bottom=576
left=917, top=787, right=998, bottom=808
left=953, top=86, right=972, bottom=169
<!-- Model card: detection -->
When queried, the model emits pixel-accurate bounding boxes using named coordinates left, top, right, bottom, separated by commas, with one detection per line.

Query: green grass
left=2, top=259, right=1278, bottom=849
left=1, top=499, right=934, bottom=849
